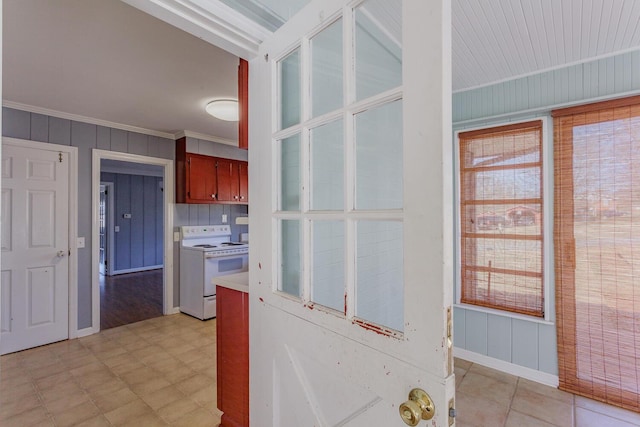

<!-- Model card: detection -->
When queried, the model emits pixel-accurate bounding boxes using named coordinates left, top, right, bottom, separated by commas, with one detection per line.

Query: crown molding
left=2, top=100, right=176, bottom=140
left=122, top=0, right=270, bottom=60
left=174, top=130, right=237, bottom=146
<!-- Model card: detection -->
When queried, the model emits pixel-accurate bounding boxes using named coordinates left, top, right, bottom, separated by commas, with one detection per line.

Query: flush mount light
left=205, top=99, right=239, bottom=121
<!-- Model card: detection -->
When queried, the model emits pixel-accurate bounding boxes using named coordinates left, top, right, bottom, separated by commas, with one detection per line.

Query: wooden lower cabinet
left=216, top=285, right=249, bottom=427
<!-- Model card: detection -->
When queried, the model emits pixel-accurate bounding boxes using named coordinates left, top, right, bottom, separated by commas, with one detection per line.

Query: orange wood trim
left=458, top=120, right=542, bottom=139
left=551, top=94, right=640, bottom=117
left=238, top=59, right=249, bottom=150
left=461, top=161, right=541, bottom=173
left=175, top=137, right=187, bottom=203
left=461, top=232, right=542, bottom=241
left=462, top=265, right=542, bottom=279
left=461, top=198, right=542, bottom=206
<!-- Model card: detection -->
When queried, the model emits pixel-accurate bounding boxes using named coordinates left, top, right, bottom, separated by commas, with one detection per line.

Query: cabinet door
left=216, top=158, right=238, bottom=202
left=238, top=161, right=248, bottom=203
left=187, top=154, right=217, bottom=202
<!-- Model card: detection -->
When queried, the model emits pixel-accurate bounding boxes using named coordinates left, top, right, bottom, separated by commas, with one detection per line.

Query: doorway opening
left=91, top=150, right=174, bottom=334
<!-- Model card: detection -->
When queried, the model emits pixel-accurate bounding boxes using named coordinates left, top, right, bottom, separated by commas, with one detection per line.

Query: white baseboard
left=454, top=347, right=559, bottom=387
left=167, top=306, right=181, bottom=315
left=109, top=265, right=163, bottom=275
left=76, top=326, right=99, bottom=338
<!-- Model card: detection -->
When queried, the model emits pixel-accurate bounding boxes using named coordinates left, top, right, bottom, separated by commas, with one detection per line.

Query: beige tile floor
left=455, top=358, right=640, bottom=427
left=3, top=313, right=640, bottom=427
left=0, top=314, right=221, bottom=427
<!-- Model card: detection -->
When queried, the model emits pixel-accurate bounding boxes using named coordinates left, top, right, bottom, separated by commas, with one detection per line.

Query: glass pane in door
left=355, top=0, right=402, bottom=101
left=355, top=99, right=403, bottom=210
left=311, top=19, right=343, bottom=117
left=279, top=220, right=301, bottom=297
left=280, top=134, right=301, bottom=211
left=311, top=221, right=344, bottom=312
left=356, top=220, right=404, bottom=331
left=311, top=120, right=344, bottom=210
left=280, top=49, right=301, bottom=129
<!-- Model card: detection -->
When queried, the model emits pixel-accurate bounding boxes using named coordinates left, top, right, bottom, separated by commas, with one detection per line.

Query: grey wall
left=101, top=172, right=164, bottom=272
left=2, top=107, right=175, bottom=329
left=452, top=49, right=640, bottom=376
left=2, top=107, right=250, bottom=325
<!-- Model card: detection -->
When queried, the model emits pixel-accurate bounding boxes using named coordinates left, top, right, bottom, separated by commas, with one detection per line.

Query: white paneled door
left=1, top=141, right=70, bottom=355
left=250, top=0, right=454, bottom=426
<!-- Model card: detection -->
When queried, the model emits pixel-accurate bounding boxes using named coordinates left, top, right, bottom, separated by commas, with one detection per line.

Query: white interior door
left=250, top=1, right=454, bottom=426
left=1, top=141, right=70, bottom=354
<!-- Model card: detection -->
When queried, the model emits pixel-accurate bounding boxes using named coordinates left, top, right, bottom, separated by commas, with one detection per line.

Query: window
left=554, top=95, right=640, bottom=412
left=458, top=120, right=545, bottom=317
left=274, top=0, right=405, bottom=334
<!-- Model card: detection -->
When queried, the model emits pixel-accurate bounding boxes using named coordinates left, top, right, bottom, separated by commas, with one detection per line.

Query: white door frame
left=91, top=149, right=175, bottom=334
left=2, top=137, right=79, bottom=340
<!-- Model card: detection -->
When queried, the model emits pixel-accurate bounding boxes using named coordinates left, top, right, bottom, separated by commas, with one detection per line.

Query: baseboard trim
left=76, top=326, right=99, bottom=338
left=167, top=307, right=181, bottom=315
left=109, top=265, right=163, bottom=275
left=454, top=347, right=559, bottom=387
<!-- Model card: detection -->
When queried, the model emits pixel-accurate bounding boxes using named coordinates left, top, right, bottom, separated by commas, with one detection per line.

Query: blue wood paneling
left=487, top=314, right=512, bottom=362
left=512, top=319, right=539, bottom=369
left=538, top=324, right=558, bottom=375
left=453, top=307, right=466, bottom=348
left=115, top=174, right=132, bottom=271
left=197, top=205, right=210, bottom=225
left=143, top=176, right=157, bottom=266
left=155, top=179, right=164, bottom=265
left=97, top=126, right=111, bottom=150
left=128, top=132, right=148, bottom=156
left=31, top=113, right=49, bottom=142
left=464, top=310, right=488, bottom=355
left=49, top=117, right=71, bottom=145
left=453, top=50, right=640, bottom=123
left=130, top=175, right=145, bottom=269
left=110, top=128, right=128, bottom=153
left=3, top=107, right=31, bottom=139
left=174, top=205, right=190, bottom=226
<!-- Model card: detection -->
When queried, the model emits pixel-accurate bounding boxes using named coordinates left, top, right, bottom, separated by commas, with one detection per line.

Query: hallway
left=100, top=269, right=164, bottom=330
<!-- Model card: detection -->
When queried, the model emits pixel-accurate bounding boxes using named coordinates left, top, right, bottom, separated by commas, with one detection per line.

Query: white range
left=179, top=225, right=248, bottom=320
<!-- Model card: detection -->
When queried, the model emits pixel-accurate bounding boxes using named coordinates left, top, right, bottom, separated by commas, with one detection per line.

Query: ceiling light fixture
left=205, top=99, right=239, bottom=121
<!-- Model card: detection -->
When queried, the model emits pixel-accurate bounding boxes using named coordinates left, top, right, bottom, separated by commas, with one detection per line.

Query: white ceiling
left=4, top=0, right=640, bottom=146
left=3, top=0, right=240, bottom=143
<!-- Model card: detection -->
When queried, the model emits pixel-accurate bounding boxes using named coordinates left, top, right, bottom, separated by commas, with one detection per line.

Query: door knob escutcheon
left=399, top=388, right=435, bottom=426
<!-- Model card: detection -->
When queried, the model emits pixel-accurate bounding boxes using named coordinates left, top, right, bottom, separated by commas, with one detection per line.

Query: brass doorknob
left=399, top=388, right=435, bottom=426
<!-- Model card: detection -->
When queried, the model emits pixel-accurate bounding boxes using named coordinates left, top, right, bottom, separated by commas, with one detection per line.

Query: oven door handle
left=205, top=254, right=219, bottom=259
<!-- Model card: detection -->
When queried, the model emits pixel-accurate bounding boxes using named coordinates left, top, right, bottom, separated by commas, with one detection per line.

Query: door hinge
left=59, top=152, right=63, bottom=163
left=68, top=249, right=71, bottom=256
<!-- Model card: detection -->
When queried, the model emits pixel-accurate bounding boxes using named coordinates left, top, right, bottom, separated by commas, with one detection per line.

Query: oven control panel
left=181, top=225, right=231, bottom=239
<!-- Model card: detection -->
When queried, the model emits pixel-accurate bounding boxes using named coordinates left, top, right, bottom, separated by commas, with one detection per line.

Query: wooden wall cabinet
left=176, top=137, right=248, bottom=204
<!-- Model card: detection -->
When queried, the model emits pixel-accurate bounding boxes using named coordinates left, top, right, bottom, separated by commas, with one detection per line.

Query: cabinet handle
left=240, top=196, right=245, bottom=200
left=234, top=195, right=239, bottom=200
left=211, top=194, right=216, bottom=199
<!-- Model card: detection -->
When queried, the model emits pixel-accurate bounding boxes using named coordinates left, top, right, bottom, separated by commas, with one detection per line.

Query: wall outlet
left=174, top=232, right=180, bottom=242
left=222, top=214, right=228, bottom=223
left=115, top=226, right=120, bottom=232
left=77, top=237, right=85, bottom=248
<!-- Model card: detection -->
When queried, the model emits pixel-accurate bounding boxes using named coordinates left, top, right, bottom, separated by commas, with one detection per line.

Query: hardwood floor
left=100, top=269, right=163, bottom=330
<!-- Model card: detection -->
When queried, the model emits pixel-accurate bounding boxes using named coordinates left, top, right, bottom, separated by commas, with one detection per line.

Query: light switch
left=174, top=232, right=180, bottom=242
left=123, top=213, right=132, bottom=219
left=77, top=237, right=85, bottom=248
left=115, top=226, right=120, bottom=232
left=222, top=214, right=228, bottom=223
